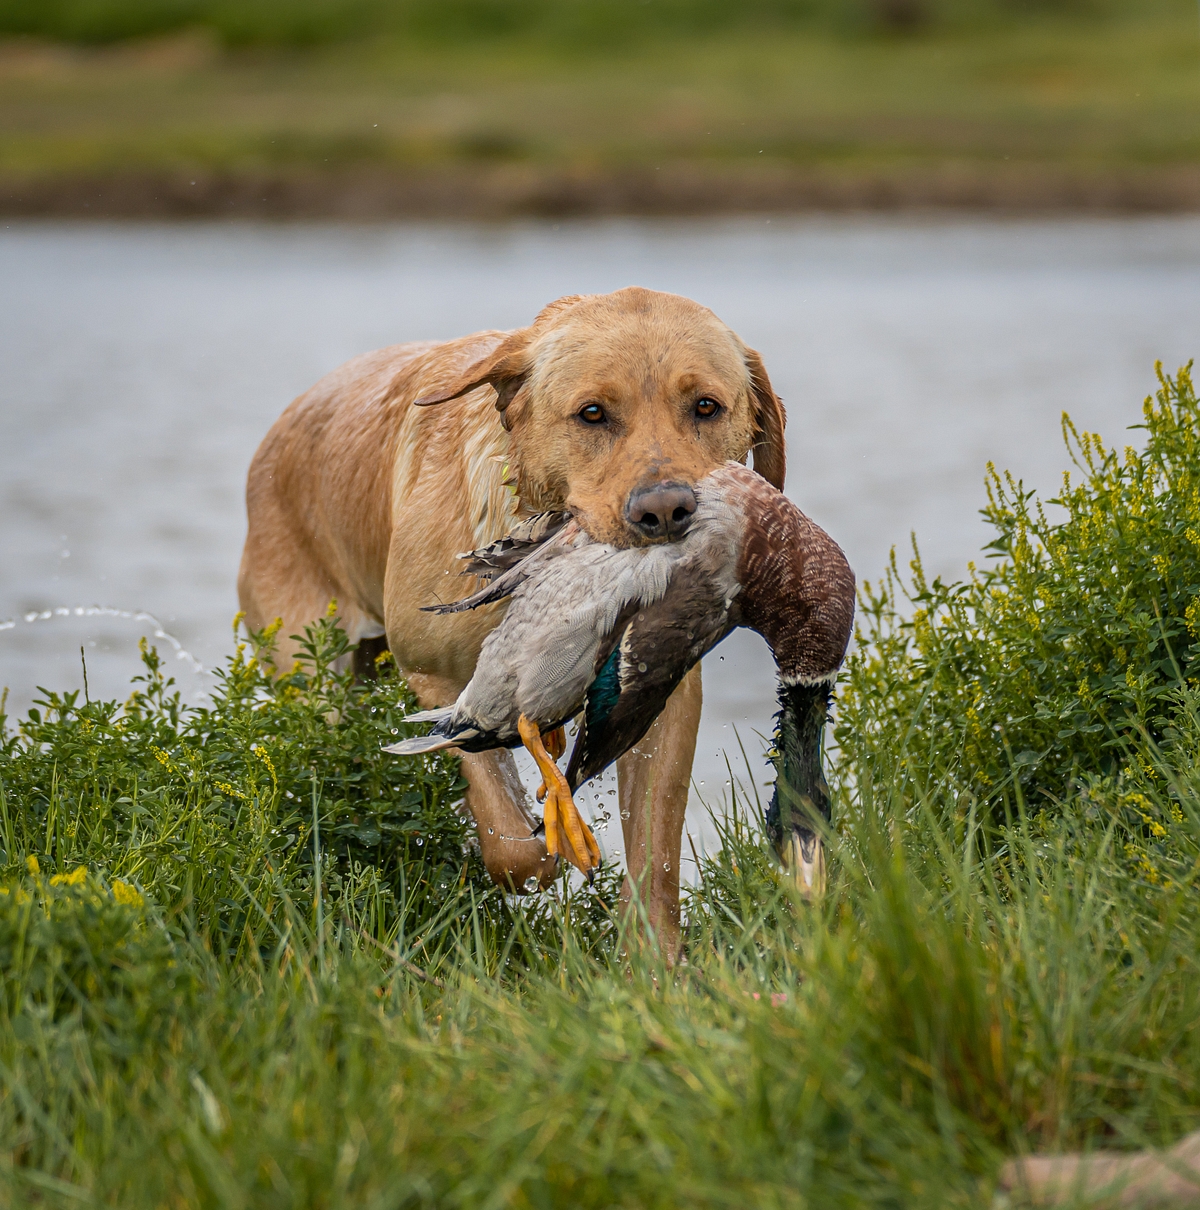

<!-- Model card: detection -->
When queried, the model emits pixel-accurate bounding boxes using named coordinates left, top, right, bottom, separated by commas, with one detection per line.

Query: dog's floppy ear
left=413, top=331, right=531, bottom=430
left=744, top=347, right=787, bottom=489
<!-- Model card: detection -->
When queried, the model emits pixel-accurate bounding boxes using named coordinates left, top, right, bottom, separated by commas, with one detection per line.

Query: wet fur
left=238, top=287, right=787, bottom=949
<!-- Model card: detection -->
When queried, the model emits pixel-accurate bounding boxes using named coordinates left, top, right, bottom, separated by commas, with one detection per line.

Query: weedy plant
left=0, top=607, right=621, bottom=976
left=836, top=365, right=1200, bottom=851
left=0, top=608, right=479, bottom=961
left=4, top=366, right=1200, bottom=1206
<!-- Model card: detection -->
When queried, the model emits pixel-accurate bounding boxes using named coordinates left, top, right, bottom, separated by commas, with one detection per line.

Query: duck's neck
left=765, top=679, right=833, bottom=855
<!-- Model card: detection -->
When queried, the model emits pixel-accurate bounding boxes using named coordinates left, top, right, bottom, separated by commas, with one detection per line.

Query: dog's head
left=415, top=287, right=786, bottom=547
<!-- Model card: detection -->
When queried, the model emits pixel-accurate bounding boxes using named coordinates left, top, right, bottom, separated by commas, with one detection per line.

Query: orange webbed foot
left=517, top=715, right=600, bottom=878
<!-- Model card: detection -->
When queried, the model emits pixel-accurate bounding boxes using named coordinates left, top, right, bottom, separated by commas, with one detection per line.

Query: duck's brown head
left=708, top=462, right=855, bottom=686
left=705, top=461, right=855, bottom=897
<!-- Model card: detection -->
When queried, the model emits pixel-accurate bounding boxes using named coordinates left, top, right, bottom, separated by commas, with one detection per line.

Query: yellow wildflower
left=111, top=880, right=144, bottom=908
left=1187, top=596, right=1200, bottom=639
left=25, top=855, right=39, bottom=875
left=50, top=866, right=88, bottom=887
left=253, top=745, right=277, bottom=783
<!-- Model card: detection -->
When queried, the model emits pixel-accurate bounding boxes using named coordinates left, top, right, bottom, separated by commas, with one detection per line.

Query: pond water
left=3, top=215, right=1199, bottom=871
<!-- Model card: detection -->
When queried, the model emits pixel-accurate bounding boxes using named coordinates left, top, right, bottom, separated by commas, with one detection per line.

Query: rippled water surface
left=3, top=216, right=1199, bottom=866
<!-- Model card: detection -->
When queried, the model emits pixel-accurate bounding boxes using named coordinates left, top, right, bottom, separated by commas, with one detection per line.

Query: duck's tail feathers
left=383, top=705, right=458, bottom=755
left=401, top=706, right=454, bottom=725
left=384, top=733, right=457, bottom=756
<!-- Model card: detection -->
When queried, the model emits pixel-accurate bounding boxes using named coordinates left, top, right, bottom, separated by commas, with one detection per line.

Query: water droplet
left=415, top=838, right=423, bottom=846
left=523, top=876, right=540, bottom=892
left=663, top=862, right=670, bottom=871
left=487, top=827, right=494, bottom=835
left=620, top=810, right=631, bottom=821
left=637, top=662, right=647, bottom=673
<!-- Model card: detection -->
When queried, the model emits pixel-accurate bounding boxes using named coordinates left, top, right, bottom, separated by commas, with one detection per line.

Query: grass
left=0, top=0, right=1182, bottom=47
left=0, top=5, right=1197, bottom=211
left=4, top=367, right=1200, bottom=1205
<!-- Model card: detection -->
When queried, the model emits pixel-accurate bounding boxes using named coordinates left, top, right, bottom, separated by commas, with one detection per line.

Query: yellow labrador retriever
left=239, top=287, right=785, bottom=949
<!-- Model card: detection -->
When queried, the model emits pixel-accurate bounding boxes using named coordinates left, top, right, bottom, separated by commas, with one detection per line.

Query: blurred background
left=1, top=0, right=1199, bottom=867
left=0, top=0, right=1197, bottom=214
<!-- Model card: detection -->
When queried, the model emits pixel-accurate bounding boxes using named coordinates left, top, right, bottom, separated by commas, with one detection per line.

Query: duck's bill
left=783, top=831, right=826, bottom=901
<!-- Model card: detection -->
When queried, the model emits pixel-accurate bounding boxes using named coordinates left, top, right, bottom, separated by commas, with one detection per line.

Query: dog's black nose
left=626, top=482, right=698, bottom=540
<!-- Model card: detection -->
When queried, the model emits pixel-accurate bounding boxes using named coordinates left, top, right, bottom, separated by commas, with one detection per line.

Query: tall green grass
left=4, top=368, right=1200, bottom=1205
left=0, top=0, right=1174, bottom=47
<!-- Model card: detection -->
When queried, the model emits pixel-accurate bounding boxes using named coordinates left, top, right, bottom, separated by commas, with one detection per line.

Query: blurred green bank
left=0, top=0, right=1196, bottom=216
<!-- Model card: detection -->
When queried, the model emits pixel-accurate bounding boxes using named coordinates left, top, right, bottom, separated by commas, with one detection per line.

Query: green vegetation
left=4, top=368, right=1200, bottom=1205
left=0, top=2, right=1195, bottom=213
left=837, top=365, right=1200, bottom=833
left=0, top=0, right=1179, bottom=48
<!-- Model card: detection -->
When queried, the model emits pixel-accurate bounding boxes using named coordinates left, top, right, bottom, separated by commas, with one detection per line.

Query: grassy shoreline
left=6, top=160, right=1200, bottom=219
left=5, top=368, right=1200, bottom=1204
left=3, top=11, right=1198, bottom=218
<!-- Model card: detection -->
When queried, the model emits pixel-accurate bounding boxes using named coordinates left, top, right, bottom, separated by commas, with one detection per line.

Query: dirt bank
left=4, top=162, right=1198, bottom=220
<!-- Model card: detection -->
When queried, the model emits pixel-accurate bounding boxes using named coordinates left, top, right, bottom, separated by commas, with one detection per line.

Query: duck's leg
left=518, top=714, right=601, bottom=878
left=407, top=672, right=556, bottom=894
left=533, top=726, right=567, bottom=803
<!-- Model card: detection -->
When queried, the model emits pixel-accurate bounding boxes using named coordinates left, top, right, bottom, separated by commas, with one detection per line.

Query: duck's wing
left=457, top=511, right=572, bottom=579
left=423, top=514, right=578, bottom=615
left=566, top=564, right=734, bottom=790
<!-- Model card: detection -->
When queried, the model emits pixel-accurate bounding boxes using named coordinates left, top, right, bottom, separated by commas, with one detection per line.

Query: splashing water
left=0, top=604, right=210, bottom=677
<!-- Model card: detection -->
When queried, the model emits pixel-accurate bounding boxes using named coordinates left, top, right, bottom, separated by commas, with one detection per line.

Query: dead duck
left=385, top=461, right=855, bottom=892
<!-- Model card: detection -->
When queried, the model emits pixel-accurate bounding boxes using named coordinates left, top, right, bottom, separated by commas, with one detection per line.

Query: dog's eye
left=694, top=398, right=721, bottom=419
left=578, top=403, right=607, bottom=425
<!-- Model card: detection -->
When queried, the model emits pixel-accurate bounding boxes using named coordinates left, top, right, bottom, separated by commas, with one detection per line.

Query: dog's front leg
left=616, top=663, right=702, bottom=959
left=459, top=749, right=559, bottom=892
